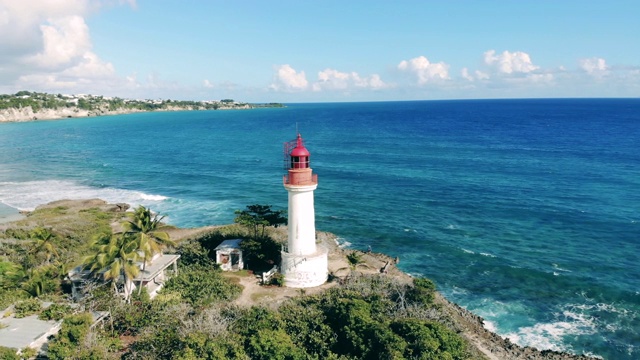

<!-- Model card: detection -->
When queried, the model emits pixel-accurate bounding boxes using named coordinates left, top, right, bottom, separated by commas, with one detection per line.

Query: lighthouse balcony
left=283, top=173, right=318, bottom=186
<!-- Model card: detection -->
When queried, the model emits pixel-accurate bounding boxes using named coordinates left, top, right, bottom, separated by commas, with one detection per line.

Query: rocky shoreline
left=0, top=104, right=254, bottom=123
left=320, top=235, right=598, bottom=360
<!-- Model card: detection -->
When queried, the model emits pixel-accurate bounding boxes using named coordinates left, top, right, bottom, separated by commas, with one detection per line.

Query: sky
left=1, top=0, right=639, bottom=103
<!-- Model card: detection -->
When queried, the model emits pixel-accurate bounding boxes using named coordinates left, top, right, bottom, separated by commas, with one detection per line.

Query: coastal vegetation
left=234, top=204, right=286, bottom=272
left=0, top=200, right=595, bottom=359
left=0, top=91, right=284, bottom=122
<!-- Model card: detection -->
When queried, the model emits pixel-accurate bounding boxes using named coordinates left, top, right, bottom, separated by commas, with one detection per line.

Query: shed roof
left=214, top=238, right=243, bottom=251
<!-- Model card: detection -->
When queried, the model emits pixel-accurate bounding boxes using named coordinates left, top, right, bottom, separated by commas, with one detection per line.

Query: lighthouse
left=281, top=134, right=328, bottom=288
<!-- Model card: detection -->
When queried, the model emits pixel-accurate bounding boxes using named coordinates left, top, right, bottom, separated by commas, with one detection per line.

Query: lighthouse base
left=281, top=246, right=328, bottom=288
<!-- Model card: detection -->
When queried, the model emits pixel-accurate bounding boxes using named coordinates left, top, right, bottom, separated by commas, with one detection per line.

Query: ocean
left=0, top=99, right=638, bottom=359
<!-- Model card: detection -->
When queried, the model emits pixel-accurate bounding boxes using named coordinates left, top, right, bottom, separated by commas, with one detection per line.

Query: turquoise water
left=0, top=99, right=638, bottom=358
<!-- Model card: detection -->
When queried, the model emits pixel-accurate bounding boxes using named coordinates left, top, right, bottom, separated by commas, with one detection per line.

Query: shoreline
left=319, top=233, right=597, bottom=360
left=0, top=202, right=25, bottom=224
left=2, top=198, right=598, bottom=359
left=0, top=105, right=256, bottom=123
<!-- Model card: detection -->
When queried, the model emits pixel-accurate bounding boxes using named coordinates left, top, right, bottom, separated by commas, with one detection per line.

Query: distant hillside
left=0, top=91, right=284, bottom=122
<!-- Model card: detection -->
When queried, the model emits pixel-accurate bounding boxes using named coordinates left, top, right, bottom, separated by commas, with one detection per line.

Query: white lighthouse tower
left=281, top=134, right=328, bottom=288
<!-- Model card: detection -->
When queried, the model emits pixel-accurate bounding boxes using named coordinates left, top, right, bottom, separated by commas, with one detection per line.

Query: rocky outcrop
left=0, top=106, right=144, bottom=122
left=437, top=294, right=597, bottom=359
left=0, top=104, right=255, bottom=123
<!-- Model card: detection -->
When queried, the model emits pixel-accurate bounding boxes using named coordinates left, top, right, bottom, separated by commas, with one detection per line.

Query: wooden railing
left=262, top=265, right=279, bottom=285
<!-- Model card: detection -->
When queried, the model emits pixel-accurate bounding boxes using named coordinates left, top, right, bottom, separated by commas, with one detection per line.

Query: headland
left=0, top=91, right=284, bottom=123
left=0, top=199, right=597, bottom=359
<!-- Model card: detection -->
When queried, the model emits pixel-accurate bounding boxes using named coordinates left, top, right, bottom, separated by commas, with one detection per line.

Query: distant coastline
left=0, top=91, right=284, bottom=123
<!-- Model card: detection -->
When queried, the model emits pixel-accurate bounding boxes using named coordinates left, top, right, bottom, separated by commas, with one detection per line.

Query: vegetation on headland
left=0, top=91, right=284, bottom=122
left=0, top=200, right=596, bottom=359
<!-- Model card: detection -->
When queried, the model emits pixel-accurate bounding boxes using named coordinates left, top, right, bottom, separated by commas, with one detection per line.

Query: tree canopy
left=234, top=204, right=286, bottom=240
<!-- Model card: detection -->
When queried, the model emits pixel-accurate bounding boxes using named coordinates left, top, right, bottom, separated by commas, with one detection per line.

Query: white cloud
left=0, top=0, right=133, bottom=94
left=484, top=50, right=539, bottom=74
left=398, top=56, right=449, bottom=84
left=60, top=52, right=116, bottom=78
left=29, top=15, right=92, bottom=69
left=203, top=79, right=214, bottom=88
left=461, top=67, right=490, bottom=82
left=461, top=68, right=473, bottom=81
left=475, top=70, right=490, bottom=80
left=579, top=57, right=608, bottom=77
left=270, top=64, right=308, bottom=91
left=527, top=73, right=554, bottom=83
left=312, top=69, right=388, bottom=91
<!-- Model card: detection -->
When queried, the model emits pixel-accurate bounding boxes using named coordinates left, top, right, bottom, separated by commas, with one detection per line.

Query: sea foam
left=0, top=180, right=167, bottom=212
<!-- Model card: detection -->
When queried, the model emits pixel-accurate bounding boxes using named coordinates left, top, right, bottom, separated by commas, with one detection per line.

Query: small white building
left=214, top=239, right=244, bottom=271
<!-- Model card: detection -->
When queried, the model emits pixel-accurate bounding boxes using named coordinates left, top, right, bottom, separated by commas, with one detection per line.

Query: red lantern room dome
left=283, top=133, right=317, bottom=186
left=290, top=134, right=310, bottom=157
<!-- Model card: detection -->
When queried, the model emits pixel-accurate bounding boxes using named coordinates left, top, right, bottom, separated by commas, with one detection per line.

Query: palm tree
left=83, top=232, right=140, bottom=302
left=29, top=227, right=59, bottom=265
left=333, top=251, right=374, bottom=280
left=20, top=268, right=51, bottom=297
left=122, top=206, right=175, bottom=294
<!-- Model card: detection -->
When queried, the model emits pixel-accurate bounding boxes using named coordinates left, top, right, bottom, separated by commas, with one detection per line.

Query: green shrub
left=162, top=265, right=241, bottom=307
left=176, top=240, right=215, bottom=267
left=175, top=332, right=247, bottom=360
left=0, top=346, right=19, bottom=360
left=109, top=300, right=164, bottom=336
left=247, top=329, right=307, bottom=360
left=18, top=347, right=37, bottom=360
left=13, top=298, right=41, bottom=318
left=270, top=273, right=284, bottom=287
left=390, top=318, right=470, bottom=359
left=131, top=287, right=150, bottom=303
left=39, top=303, right=73, bottom=321
left=280, top=302, right=335, bottom=358
left=47, top=313, right=93, bottom=360
left=3, top=229, right=30, bottom=240
left=346, top=251, right=362, bottom=268
left=408, top=277, right=437, bottom=306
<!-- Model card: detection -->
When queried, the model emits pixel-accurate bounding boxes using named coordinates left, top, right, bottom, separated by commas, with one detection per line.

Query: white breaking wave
left=336, top=237, right=352, bottom=248
left=139, top=193, right=168, bottom=201
left=504, top=306, right=601, bottom=355
left=0, top=180, right=167, bottom=211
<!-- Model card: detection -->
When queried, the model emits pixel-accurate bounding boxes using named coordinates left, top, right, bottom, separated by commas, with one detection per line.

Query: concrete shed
left=214, top=239, right=244, bottom=271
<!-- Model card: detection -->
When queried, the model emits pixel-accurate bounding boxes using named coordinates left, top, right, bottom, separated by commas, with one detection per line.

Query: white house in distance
left=280, top=134, right=328, bottom=288
left=68, top=253, right=180, bottom=301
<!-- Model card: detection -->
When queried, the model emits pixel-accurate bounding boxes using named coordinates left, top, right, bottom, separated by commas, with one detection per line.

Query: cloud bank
left=0, top=2, right=637, bottom=101
left=398, top=56, right=449, bottom=84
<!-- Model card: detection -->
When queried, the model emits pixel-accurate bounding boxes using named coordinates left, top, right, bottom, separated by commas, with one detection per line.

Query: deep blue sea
left=1, top=99, right=639, bottom=359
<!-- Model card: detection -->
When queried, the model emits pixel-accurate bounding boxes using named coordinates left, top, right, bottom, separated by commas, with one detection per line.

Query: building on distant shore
left=280, top=134, right=328, bottom=287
